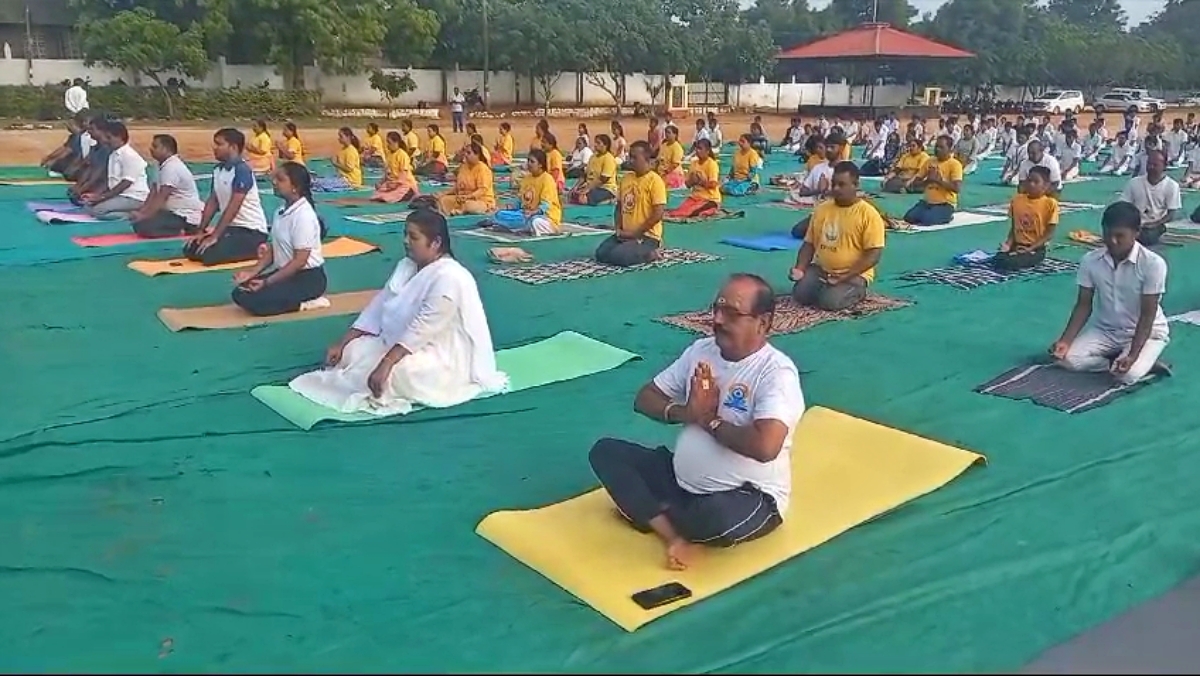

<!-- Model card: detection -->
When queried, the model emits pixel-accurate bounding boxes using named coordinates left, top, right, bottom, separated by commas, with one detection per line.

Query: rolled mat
left=476, top=407, right=985, bottom=632
left=0, top=178, right=69, bottom=186
left=720, top=232, right=801, bottom=252
left=72, top=232, right=187, bottom=248
left=250, top=330, right=640, bottom=430
left=127, top=237, right=379, bottom=276
left=157, top=290, right=379, bottom=332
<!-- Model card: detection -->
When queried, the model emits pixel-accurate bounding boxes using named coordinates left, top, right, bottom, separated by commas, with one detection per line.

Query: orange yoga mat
left=127, top=237, right=380, bottom=276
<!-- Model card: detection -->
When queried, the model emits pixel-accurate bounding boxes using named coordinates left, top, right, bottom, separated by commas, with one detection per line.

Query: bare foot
left=665, top=538, right=699, bottom=571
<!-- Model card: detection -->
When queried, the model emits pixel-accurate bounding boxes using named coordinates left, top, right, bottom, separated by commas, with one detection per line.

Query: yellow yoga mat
left=476, top=407, right=985, bottom=632
left=158, top=290, right=377, bottom=331
left=127, top=237, right=379, bottom=276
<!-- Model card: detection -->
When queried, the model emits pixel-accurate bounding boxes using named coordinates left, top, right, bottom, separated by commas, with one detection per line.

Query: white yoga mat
left=897, top=211, right=1006, bottom=234
left=1168, top=310, right=1200, bottom=326
left=458, top=222, right=610, bottom=243
left=35, top=210, right=101, bottom=224
left=1165, top=220, right=1200, bottom=231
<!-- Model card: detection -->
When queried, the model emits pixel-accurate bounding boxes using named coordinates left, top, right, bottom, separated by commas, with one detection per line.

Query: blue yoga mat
left=720, top=232, right=801, bottom=252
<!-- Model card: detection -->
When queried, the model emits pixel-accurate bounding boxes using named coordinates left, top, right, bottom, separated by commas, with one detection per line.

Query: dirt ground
left=4, top=108, right=1199, bottom=165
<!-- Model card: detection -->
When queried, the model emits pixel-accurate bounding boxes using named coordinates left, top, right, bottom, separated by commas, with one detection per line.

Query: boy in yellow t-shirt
left=790, top=161, right=885, bottom=311
left=595, top=140, right=666, bottom=267
left=667, top=138, right=721, bottom=218
left=884, top=138, right=929, bottom=193
left=994, top=165, right=1059, bottom=271
left=901, top=135, right=963, bottom=227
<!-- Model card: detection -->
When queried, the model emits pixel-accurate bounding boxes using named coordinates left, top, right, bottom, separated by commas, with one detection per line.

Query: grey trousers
left=595, top=235, right=660, bottom=267
left=86, top=195, right=144, bottom=219
left=791, top=265, right=867, bottom=311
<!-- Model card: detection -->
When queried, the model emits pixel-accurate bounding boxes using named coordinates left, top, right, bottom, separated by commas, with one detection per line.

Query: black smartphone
left=631, top=582, right=692, bottom=610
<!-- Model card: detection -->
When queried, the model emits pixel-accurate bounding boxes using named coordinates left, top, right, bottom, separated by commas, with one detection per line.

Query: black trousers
left=1139, top=224, right=1166, bottom=246
left=594, top=235, right=660, bottom=267
left=992, top=246, right=1046, bottom=271
left=132, top=210, right=192, bottom=239
left=183, top=227, right=268, bottom=266
left=588, top=438, right=782, bottom=547
left=232, top=267, right=328, bottom=317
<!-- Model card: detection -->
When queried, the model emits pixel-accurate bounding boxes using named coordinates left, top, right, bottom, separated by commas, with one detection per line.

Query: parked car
left=1109, top=88, right=1165, bottom=111
left=1176, top=92, right=1200, bottom=106
left=1092, top=92, right=1154, bottom=114
left=1031, top=90, right=1085, bottom=114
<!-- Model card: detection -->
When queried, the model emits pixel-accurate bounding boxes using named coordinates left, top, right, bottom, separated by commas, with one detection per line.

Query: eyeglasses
left=710, top=302, right=757, bottom=321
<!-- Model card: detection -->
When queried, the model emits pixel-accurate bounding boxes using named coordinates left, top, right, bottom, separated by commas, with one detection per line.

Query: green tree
left=368, top=69, right=419, bottom=106
left=1045, top=0, right=1127, bottom=31
left=70, top=0, right=233, bottom=59
left=823, top=0, right=917, bottom=28
left=742, top=0, right=821, bottom=52
left=75, top=8, right=209, bottom=118
left=490, top=0, right=585, bottom=113
left=576, top=0, right=684, bottom=109
left=382, top=0, right=442, bottom=67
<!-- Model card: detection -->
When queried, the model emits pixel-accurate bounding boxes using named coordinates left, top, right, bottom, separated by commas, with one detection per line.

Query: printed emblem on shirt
left=822, top=219, right=841, bottom=244
left=722, top=382, right=751, bottom=412
left=523, top=188, right=534, bottom=202
left=621, top=190, right=637, bottom=212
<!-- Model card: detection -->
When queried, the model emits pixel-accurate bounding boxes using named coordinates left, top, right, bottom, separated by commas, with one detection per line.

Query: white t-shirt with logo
left=211, top=159, right=269, bottom=234
left=156, top=155, right=204, bottom=226
left=1120, top=175, right=1182, bottom=223
left=653, top=338, right=806, bottom=515
left=106, top=143, right=151, bottom=201
left=271, top=199, right=325, bottom=270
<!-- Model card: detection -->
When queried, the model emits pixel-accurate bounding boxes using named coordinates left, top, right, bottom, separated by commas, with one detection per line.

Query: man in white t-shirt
left=449, top=87, right=466, bottom=133
left=65, top=79, right=89, bottom=115
left=184, top=127, right=270, bottom=266
left=589, top=274, right=806, bottom=570
left=1052, top=201, right=1170, bottom=384
left=80, top=120, right=149, bottom=218
left=1119, top=149, right=1182, bottom=246
left=130, top=134, right=205, bottom=238
left=1163, top=119, right=1189, bottom=167
left=1017, top=139, right=1062, bottom=194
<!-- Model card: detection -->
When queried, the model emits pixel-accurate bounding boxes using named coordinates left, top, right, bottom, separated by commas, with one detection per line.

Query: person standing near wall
left=65, top=79, right=89, bottom=116
left=450, top=87, right=466, bottom=134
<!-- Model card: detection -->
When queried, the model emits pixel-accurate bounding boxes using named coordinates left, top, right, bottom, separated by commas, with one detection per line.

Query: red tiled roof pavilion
left=778, top=22, right=975, bottom=61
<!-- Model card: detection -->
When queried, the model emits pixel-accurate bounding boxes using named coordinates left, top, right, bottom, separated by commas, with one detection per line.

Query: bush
left=0, top=85, right=323, bottom=121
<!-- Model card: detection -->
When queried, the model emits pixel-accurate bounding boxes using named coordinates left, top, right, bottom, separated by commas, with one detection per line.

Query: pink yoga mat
left=71, top=233, right=186, bottom=248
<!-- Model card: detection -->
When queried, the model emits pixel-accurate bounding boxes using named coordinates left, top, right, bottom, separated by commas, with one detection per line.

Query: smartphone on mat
left=632, top=582, right=692, bottom=610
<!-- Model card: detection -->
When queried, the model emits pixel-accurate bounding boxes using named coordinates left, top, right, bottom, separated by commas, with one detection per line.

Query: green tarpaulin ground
left=3, top=151, right=1200, bottom=672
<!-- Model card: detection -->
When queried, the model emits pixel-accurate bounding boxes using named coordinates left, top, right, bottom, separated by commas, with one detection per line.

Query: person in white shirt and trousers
left=450, top=87, right=467, bottom=134
left=64, top=79, right=89, bottom=116
left=1052, top=201, right=1170, bottom=385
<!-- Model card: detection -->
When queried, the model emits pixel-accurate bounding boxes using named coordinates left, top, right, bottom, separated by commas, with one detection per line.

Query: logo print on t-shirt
left=523, top=188, right=534, bottom=202
left=622, top=190, right=637, bottom=212
left=722, top=383, right=751, bottom=412
left=822, top=218, right=841, bottom=244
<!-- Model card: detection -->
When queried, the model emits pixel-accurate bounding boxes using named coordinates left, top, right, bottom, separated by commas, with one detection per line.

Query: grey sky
left=806, top=0, right=1166, bottom=26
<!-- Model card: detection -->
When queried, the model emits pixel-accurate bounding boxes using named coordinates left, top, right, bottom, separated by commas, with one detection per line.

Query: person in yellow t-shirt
left=994, top=165, right=1059, bottom=271
left=541, top=132, right=566, bottom=191
left=401, top=119, right=422, bottom=162
left=492, top=122, right=515, bottom=167
left=436, top=141, right=495, bottom=216
left=569, top=134, right=618, bottom=206
left=789, top=161, right=886, bottom=311
left=246, top=119, right=275, bottom=174
left=416, top=124, right=449, bottom=178
left=723, top=134, right=763, bottom=196
left=492, top=148, right=562, bottom=237
left=329, top=127, right=363, bottom=189
left=883, top=138, right=929, bottom=193
left=596, top=140, right=666, bottom=267
left=667, top=138, right=722, bottom=219
left=275, top=122, right=305, bottom=166
left=901, top=135, right=963, bottom=227
left=361, top=122, right=387, bottom=167
left=656, top=125, right=687, bottom=189
left=371, top=131, right=419, bottom=203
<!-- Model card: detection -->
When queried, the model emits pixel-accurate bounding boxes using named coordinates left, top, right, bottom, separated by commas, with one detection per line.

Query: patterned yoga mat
left=487, top=248, right=721, bottom=285
left=975, top=363, right=1158, bottom=414
left=898, top=258, right=1077, bottom=291
left=664, top=208, right=746, bottom=224
left=656, top=293, right=911, bottom=337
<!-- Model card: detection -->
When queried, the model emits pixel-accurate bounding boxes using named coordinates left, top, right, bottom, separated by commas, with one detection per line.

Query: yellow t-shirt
left=335, top=145, right=363, bottom=187
left=546, top=148, right=565, bottom=179
left=837, top=142, right=851, bottom=162
left=248, top=131, right=274, bottom=173
left=804, top=199, right=887, bottom=283
left=657, top=140, right=685, bottom=174
left=404, top=131, right=422, bottom=156
left=1009, top=193, right=1060, bottom=247
left=386, top=146, right=413, bottom=181
left=923, top=157, right=964, bottom=207
left=587, top=152, right=618, bottom=193
left=365, top=133, right=386, bottom=158
left=896, top=151, right=930, bottom=177
left=283, top=136, right=305, bottom=165
left=732, top=147, right=761, bottom=181
left=519, top=171, right=562, bottom=228
left=456, top=161, right=495, bottom=207
left=806, top=153, right=824, bottom=171
left=689, top=156, right=721, bottom=203
left=495, top=132, right=514, bottom=164
left=618, top=170, right=668, bottom=242
left=428, top=135, right=448, bottom=164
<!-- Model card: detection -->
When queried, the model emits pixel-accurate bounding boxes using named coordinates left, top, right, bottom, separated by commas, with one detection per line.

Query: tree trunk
left=147, top=71, right=174, bottom=119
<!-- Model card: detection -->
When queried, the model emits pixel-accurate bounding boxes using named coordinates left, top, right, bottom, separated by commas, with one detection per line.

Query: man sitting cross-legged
left=1050, top=201, right=1170, bottom=385
left=588, top=273, right=805, bottom=571
left=1118, top=149, right=1182, bottom=247
left=901, top=135, right=963, bottom=227
left=789, top=161, right=886, bottom=312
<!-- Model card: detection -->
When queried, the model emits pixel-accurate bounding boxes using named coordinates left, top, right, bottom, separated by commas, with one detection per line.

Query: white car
left=1110, top=88, right=1165, bottom=111
left=1032, top=90, right=1085, bottom=114
left=1092, top=92, right=1155, bottom=114
left=1176, top=92, right=1200, bottom=106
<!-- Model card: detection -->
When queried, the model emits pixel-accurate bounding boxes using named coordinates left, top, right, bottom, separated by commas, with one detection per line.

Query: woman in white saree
left=289, top=209, right=510, bottom=416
